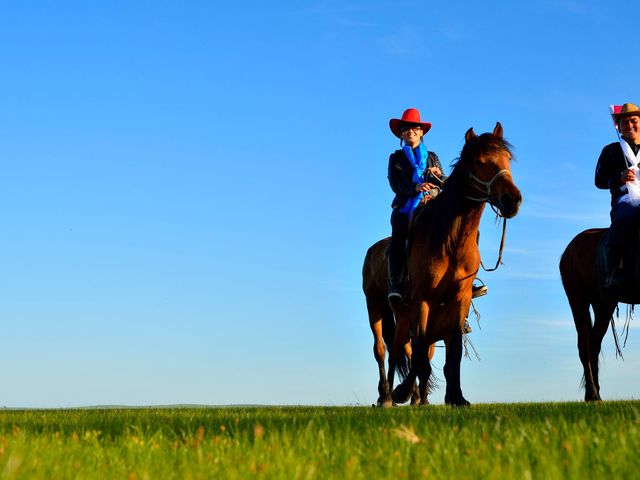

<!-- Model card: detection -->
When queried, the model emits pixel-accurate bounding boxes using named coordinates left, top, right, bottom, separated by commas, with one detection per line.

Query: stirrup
left=388, top=290, right=403, bottom=302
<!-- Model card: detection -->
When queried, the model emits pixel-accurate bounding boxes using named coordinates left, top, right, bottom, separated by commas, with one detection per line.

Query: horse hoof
left=375, top=395, right=394, bottom=408
left=584, top=388, right=602, bottom=402
left=445, top=395, right=470, bottom=407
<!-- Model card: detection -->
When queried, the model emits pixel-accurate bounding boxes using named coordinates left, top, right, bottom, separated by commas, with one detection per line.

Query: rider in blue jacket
left=386, top=108, right=487, bottom=303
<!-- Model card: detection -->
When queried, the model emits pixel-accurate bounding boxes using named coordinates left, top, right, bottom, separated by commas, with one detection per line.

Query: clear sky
left=2, top=1, right=640, bottom=407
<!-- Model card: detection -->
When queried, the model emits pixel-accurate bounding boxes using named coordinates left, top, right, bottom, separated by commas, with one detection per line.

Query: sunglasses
left=400, top=125, right=423, bottom=133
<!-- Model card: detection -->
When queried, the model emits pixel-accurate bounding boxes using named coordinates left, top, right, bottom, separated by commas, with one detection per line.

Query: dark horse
left=363, top=123, right=522, bottom=406
left=559, top=228, right=639, bottom=401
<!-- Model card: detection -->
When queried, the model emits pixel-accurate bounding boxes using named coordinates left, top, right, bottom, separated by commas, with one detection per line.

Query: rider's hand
left=419, top=195, right=433, bottom=205
left=427, top=166, right=442, bottom=178
left=415, top=182, right=431, bottom=192
left=621, top=168, right=636, bottom=183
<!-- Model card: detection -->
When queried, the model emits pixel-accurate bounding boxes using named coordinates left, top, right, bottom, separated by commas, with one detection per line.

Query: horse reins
left=480, top=218, right=507, bottom=271
left=465, top=168, right=512, bottom=272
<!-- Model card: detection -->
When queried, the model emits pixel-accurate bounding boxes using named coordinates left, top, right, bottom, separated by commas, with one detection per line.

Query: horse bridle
left=465, top=167, right=512, bottom=272
left=465, top=168, right=512, bottom=204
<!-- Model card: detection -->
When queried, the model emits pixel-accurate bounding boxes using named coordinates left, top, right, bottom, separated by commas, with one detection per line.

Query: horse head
left=463, top=122, right=522, bottom=218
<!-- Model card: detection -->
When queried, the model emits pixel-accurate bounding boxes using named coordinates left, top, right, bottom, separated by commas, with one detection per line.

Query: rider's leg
left=388, top=209, right=410, bottom=301
left=606, top=202, right=639, bottom=286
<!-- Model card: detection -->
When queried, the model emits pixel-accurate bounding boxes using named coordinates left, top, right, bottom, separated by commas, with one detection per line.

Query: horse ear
left=465, top=128, right=476, bottom=143
left=493, top=122, right=503, bottom=139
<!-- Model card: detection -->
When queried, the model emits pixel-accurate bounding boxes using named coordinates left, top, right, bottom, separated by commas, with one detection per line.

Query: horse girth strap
left=480, top=217, right=507, bottom=272
left=466, top=169, right=512, bottom=203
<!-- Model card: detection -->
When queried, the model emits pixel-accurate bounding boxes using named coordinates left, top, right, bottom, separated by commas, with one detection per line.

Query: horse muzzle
left=495, top=190, right=522, bottom=218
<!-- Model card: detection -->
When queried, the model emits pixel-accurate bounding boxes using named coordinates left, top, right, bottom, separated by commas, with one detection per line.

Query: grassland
left=1, top=401, right=639, bottom=479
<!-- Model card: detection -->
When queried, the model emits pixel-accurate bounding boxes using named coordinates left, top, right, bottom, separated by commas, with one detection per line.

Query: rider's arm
left=595, top=144, right=624, bottom=190
left=430, top=152, right=447, bottom=184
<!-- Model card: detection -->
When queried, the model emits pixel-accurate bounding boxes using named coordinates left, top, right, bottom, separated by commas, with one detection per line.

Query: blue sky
left=2, top=1, right=640, bottom=407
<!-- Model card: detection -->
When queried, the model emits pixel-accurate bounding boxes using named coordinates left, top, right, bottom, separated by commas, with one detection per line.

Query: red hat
left=389, top=108, right=432, bottom=138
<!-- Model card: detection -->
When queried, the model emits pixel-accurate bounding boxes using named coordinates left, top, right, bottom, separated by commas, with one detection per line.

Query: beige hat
left=613, top=103, right=640, bottom=122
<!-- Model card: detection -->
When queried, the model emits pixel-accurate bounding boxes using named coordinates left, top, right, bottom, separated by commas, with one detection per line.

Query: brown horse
left=364, top=123, right=522, bottom=407
left=559, top=228, right=619, bottom=401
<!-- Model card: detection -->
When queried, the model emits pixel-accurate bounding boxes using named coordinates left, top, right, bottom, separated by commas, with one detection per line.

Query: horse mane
left=410, top=133, right=513, bottom=256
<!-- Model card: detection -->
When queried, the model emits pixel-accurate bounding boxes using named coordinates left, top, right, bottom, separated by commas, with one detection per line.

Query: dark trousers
left=389, top=209, right=410, bottom=284
left=609, top=202, right=640, bottom=249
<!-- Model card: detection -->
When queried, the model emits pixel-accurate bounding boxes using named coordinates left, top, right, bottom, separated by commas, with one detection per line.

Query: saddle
left=597, top=229, right=640, bottom=304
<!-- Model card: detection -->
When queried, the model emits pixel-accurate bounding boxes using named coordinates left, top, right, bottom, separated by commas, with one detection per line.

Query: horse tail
left=395, top=354, right=409, bottom=380
left=396, top=348, right=411, bottom=381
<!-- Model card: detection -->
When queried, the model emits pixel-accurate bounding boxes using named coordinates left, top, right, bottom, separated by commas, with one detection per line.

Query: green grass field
left=1, top=402, right=639, bottom=479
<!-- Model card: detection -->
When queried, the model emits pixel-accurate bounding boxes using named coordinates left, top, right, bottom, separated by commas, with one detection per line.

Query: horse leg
left=413, top=337, right=432, bottom=405
left=588, top=300, right=615, bottom=401
left=367, top=300, right=392, bottom=407
left=392, top=300, right=430, bottom=404
left=443, top=320, right=469, bottom=406
left=566, top=291, right=599, bottom=401
left=411, top=343, right=435, bottom=405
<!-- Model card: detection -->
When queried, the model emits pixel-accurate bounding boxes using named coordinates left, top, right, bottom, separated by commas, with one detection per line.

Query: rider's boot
left=472, top=280, right=488, bottom=298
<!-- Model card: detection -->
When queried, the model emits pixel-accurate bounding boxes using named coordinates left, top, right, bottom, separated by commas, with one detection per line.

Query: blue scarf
left=399, top=143, right=428, bottom=214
